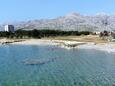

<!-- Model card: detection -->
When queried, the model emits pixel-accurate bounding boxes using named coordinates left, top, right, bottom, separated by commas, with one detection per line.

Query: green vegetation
left=0, top=29, right=91, bottom=39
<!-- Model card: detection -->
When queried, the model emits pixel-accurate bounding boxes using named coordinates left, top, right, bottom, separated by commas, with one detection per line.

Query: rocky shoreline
left=0, top=39, right=25, bottom=45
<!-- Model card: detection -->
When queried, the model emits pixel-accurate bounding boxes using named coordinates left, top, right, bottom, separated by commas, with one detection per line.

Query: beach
left=0, top=35, right=115, bottom=53
left=1, top=38, right=112, bottom=53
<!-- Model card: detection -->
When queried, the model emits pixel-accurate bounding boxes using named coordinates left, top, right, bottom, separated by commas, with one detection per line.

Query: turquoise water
left=0, top=45, right=115, bottom=86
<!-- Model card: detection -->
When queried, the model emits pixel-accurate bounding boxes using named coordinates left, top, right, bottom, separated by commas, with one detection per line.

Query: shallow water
left=0, top=45, right=115, bottom=86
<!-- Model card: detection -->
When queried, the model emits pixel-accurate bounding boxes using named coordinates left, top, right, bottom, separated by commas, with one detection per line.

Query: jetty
left=54, top=40, right=86, bottom=48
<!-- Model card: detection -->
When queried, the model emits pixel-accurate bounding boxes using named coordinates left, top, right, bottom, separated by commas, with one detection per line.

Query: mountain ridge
left=1, top=12, right=115, bottom=32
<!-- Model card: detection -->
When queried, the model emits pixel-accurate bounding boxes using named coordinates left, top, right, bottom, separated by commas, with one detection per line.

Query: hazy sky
left=0, top=0, right=115, bottom=23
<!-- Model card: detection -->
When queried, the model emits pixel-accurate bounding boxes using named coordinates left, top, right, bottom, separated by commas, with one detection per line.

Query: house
left=95, top=32, right=100, bottom=35
left=111, top=31, right=115, bottom=42
left=99, top=30, right=115, bottom=42
left=111, top=39, right=115, bottom=42
left=5, top=25, right=15, bottom=33
left=92, top=31, right=100, bottom=35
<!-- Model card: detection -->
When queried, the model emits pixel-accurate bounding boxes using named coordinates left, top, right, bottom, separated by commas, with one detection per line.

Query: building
left=95, top=32, right=101, bottom=35
left=5, top=25, right=15, bottom=32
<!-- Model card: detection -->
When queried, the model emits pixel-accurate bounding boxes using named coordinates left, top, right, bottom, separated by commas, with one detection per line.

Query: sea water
left=0, top=45, right=115, bottom=86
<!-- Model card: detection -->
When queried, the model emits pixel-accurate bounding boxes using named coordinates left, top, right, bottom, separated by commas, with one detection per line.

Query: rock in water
left=23, top=59, right=44, bottom=65
left=23, top=58, right=56, bottom=65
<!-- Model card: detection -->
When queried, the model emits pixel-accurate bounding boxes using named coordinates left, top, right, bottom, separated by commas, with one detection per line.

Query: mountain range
left=1, top=12, right=115, bottom=32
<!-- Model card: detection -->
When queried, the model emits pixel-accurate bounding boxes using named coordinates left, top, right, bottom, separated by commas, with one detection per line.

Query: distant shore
left=0, top=36, right=115, bottom=53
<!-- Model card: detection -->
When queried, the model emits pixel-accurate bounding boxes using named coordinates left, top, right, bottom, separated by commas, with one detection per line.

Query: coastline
left=78, top=43, right=115, bottom=53
left=6, top=39, right=115, bottom=53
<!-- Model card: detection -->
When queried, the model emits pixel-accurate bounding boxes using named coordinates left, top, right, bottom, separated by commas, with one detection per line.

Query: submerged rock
left=23, top=59, right=46, bottom=65
left=23, top=58, right=56, bottom=65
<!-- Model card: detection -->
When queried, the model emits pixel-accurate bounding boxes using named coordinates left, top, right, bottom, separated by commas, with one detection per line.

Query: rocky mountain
left=1, top=13, right=115, bottom=32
